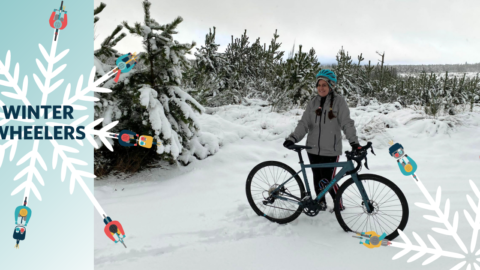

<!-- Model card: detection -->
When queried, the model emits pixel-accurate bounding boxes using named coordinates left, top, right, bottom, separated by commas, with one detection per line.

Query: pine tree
left=94, top=2, right=126, bottom=59
left=189, top=27, right=229, bottom=106
left=120, top=0, right=208, bottom=164
left=271, top=45, right=319, bottom=111
left=223, top=30, right=253, bottom=104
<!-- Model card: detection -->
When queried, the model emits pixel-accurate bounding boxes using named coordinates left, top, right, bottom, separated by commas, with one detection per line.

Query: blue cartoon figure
left=389, top=143, right=417, bottom=176
left=112, top=53, right=138, bottom=83
left=13, top=197, right=32, bottom=249
left=116, top=130, right=138, bottom=147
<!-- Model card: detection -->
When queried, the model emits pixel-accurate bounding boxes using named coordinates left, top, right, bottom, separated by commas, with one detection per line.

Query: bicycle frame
left=270, top=157, right=373, bottom=213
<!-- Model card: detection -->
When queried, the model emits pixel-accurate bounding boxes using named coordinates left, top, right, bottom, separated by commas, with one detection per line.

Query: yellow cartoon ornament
left=354, top=231, right=391, bottom=249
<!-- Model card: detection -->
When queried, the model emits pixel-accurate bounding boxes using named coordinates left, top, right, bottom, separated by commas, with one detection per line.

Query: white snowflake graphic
left=0, top=31, right=118, bottom=216
left=387, top=176, right=480, bottom=270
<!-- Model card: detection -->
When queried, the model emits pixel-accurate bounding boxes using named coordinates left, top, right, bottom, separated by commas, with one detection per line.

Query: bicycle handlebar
left=345, top=142, right=375, bottom=175
left=285, top=141, right=375, bottom=175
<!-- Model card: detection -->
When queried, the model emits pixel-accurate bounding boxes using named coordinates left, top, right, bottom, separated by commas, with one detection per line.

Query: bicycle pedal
left=319, top=202, right=327, bottom=211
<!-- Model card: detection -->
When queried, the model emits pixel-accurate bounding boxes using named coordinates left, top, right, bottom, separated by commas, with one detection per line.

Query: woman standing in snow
left=283, top=69, right=361, bottom=211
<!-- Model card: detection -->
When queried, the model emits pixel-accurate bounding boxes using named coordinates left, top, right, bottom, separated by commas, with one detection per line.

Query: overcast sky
left=94, top=0, right=480, bottom=65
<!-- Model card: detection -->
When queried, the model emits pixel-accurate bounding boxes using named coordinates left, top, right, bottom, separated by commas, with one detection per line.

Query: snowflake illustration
left=0, top=32, right=118, bottom=215
left=387, top=176, right=480, bottom=270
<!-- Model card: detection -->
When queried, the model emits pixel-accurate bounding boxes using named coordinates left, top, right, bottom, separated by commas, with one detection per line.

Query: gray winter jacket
left=287, top=91, right=359, bottom=156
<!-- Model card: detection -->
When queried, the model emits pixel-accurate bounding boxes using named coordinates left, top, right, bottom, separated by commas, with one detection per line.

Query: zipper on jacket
left=333, top=134, right=336, bottom=151
left=317, top=99, right=321, bottom=155
left=324, top=109, right=327, bottom=124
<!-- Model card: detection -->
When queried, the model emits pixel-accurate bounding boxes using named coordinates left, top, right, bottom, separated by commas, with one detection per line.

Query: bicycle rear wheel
left=334, top=174, right=408, bottom=240
left=246, top=161, right=306, bottom=224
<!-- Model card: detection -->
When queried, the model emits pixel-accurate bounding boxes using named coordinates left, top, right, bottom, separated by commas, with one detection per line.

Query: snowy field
left=94, top=100, right=480, bottom=270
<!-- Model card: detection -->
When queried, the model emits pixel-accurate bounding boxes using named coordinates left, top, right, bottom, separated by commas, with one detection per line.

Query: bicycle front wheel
left=246, top=161, right=306, bottom=224
left=334, top=174, right=409, bottom=240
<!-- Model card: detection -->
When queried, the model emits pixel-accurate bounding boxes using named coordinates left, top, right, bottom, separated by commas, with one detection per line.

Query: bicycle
left=245, top=142, right=409, bottom=240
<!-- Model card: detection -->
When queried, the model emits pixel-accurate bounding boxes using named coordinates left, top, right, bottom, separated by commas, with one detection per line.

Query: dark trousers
left=307, top=153, right=343, bottom=208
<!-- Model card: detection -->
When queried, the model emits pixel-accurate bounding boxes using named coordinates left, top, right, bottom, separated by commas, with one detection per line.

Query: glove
left=283, top=140, right=294, bottom=149
left=350, top=142, right=362, bottom=153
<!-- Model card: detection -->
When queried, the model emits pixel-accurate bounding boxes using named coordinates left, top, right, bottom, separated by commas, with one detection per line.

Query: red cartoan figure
left=49, top=1, right=68, bottom=41
left=103, top=215, right=127, bottom=248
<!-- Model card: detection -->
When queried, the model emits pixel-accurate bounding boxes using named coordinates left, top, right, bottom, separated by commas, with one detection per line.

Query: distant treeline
left=387, top=63, right=480, bottom=74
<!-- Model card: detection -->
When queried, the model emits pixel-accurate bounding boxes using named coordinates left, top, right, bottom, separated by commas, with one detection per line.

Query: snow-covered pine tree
left=223, top=30, right=255, bottom=104
left=94, top=2, right=126, bottom=59
left=122, top=0, right=210, bottom=165
left=271, top=45, right=319, bottom=111
left=467, top=74, right=480, bottom=112
left=188, top=27, right=229, bottom=106
left=93, top=2, right=133, bottom=176
left=331, top=47, right=366, bottom=105
left=94, top=2, right=106, bottom=41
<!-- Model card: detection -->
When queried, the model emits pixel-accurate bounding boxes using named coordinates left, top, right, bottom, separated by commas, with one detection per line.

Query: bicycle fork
left=351, top=174, right=374, bottom=213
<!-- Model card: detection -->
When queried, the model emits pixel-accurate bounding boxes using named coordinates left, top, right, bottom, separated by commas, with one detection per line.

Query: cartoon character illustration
left=354, top=231, right=390, bottom=249
left=13, top=225, right=27, bottom=249
left=389, top=142, right=418, bottom=176
left=49, top=1, right=68, bottom=41
left=138, top=135, right=154, bottom=149
left=103, top=215, right=127, bottom=248
left=15, top=205, right=32, bottom=226
left=13, top=197, right=32, bottom=249
left=110, top=53, right=138, bottom=83
left=116, top=130, right=138, bottom=147
left=114, top=130, right=158, bottom=149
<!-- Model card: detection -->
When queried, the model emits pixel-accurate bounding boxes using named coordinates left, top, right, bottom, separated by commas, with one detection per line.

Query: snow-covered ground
left=94, top=100, right=480, bottom=270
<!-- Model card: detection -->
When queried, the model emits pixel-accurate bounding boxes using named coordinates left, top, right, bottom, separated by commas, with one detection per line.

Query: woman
left=283, top=69, right=361, bottom=211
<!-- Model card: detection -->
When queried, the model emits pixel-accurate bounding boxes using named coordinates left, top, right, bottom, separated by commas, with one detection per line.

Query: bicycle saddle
left=288, top=145, right=312, bottom=151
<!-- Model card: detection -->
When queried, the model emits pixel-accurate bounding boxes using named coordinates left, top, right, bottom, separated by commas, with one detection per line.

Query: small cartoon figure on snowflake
left=389, top=142, right=418, bottom=176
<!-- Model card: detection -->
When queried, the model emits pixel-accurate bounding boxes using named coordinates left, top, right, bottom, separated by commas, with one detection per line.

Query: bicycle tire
left=246, top=161, right=306, bottom=224
left=334, top=174, right=409, bottom=240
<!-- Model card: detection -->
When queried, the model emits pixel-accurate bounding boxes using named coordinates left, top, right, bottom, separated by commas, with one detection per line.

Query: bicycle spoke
left=335, top=177, right=408, bottom=240
left=371, top=214, right=388, bottom=234
left=253, top=175, right=270, bottom=188
left=376, top=212, right=400, bottom=229
left=371, top=181, right=382, bottom=201
left=351, top=185, right=363, bottom=200
left=376, top=188, right=394, bottom=206
left=341, top=193, right=363, bottom=208
left=378, top=197, right=400, bottom=206
left=374, top=214, right=397, bottom=232
left=348, top=213, right=367, bottom=231
left=247, top=163, right=306, bottom=221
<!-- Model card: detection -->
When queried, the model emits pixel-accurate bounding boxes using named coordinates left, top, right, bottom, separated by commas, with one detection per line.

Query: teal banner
left=0, top=1, right=94, bottom=269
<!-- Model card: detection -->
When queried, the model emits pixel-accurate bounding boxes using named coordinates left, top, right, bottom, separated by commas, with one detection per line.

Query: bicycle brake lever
left=371, top=146, right=376, bottom=156
left=364, top=156, right=370, bottom=170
